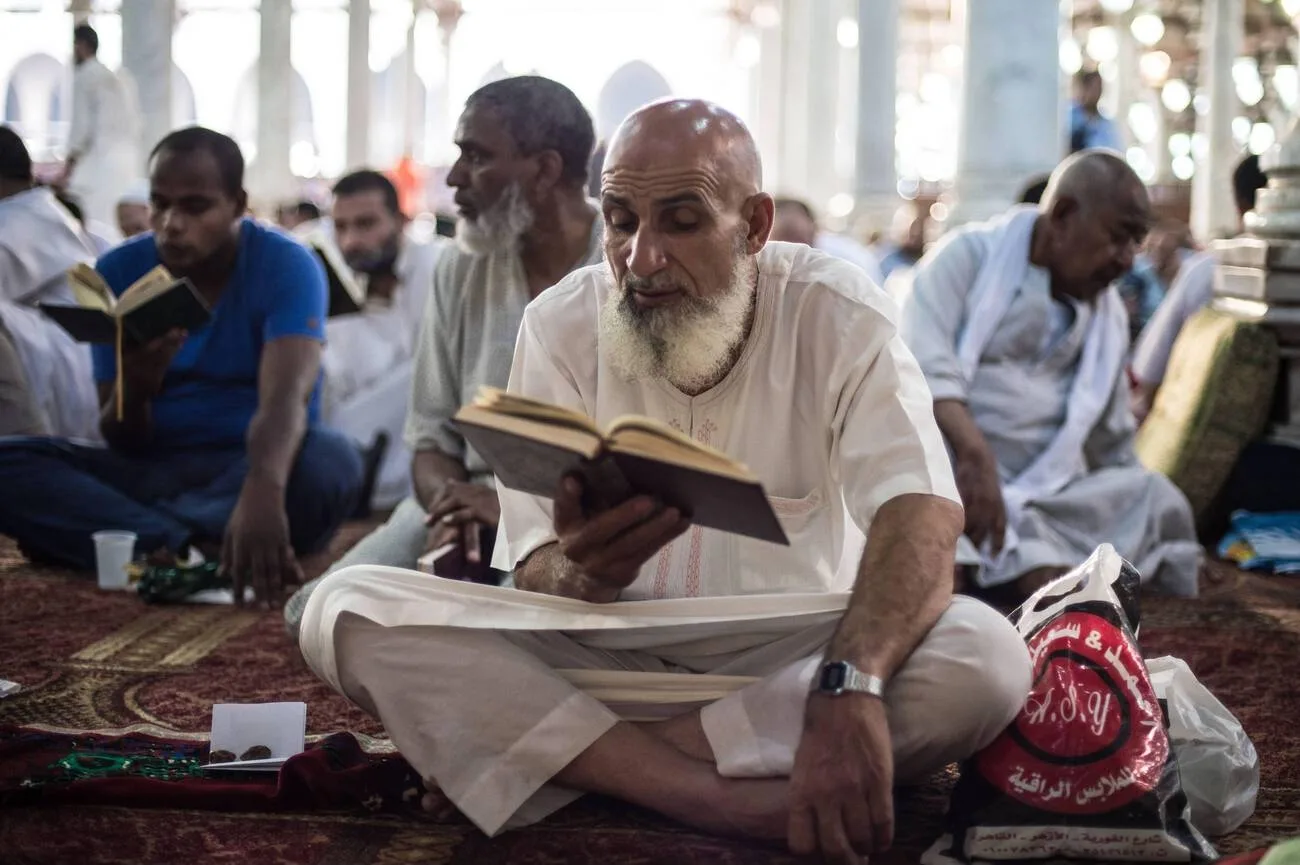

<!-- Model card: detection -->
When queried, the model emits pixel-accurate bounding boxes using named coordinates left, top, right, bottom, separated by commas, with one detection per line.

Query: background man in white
left=58, top=25, right=140, bottom=229
left=901, top=151, right=1199, bottom=600
left=284, top=76, right=602, bottom=636
left=0, top=126, right=100, bottom=438
left=320, top=169, right=446, bottom=510
left=298, top=100, right=1030, bottom=863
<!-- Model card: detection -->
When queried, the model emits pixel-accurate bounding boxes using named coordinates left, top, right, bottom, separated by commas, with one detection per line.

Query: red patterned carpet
left=1, top=529, right=1297, bottom=865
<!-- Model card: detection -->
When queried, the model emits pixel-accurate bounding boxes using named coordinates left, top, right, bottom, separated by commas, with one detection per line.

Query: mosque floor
left=0, top=536, right=1296, bottom=865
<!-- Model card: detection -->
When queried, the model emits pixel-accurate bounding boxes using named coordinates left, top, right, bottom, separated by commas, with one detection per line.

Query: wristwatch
left=812, top=660, right=886, bottom=698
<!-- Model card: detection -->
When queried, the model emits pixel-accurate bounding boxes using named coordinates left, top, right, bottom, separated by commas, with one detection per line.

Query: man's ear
left=532, top=150, right=564, bottom=195
left=744, top=192, right=775, bottom=253
left=1049, top=194, right=1080, bottom=227
left=234, top=188, right=249, bottom=217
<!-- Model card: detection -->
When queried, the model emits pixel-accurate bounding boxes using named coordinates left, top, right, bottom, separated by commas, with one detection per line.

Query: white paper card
left=188, top=586, right=256, bottom=605
left=206, top=701, right=306, bottom=771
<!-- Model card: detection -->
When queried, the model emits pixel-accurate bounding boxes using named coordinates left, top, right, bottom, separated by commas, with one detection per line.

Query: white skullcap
left=118, top=180, right=150, bottom=207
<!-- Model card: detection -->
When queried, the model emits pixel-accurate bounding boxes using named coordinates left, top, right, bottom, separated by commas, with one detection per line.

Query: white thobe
left=322, top=234, right=447, bottom=508
left=900, top=223, right=1200, bottom=595
left=1131, top=251, right=1217, bottom=390
left=0, top=188, right=101, bottom=439
left=815, top=230, right=885, bottom=286
left=68, top=58, right=140, bottom=229
left=301, top=242, right=1033, bottom=835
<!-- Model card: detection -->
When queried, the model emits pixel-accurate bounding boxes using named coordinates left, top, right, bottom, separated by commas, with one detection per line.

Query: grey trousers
left=284, top=496, right=428, bottom=641
left=0, top=319, right=47, bottom=437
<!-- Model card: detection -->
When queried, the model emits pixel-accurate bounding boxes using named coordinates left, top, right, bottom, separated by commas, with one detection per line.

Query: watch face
left=821, top=662, right=847, bottom=691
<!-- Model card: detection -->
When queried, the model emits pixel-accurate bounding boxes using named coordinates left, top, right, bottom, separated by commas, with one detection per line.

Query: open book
left=40, top=263, right=210, bottom=345
left=300, top=229, right=366, bottom=317
left=452, top=387, right=789, bottom=545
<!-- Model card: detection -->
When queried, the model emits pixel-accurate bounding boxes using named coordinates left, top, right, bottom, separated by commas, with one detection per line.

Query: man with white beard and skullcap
left=297, top=99, right=1031, bottom=862
left=284, top=75, right=602, bottom=638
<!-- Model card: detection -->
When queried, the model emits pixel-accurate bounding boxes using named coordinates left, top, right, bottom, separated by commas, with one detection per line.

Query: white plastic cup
left=92, top=530, right=137, bottom=590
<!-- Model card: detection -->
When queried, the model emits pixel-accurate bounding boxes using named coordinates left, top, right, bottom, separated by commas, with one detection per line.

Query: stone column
left=803, top=0, right=839, bottom=214
left=853, top=0, right=899, bottom=228
left=951, top=0, right=1062, bottom=225
left=346, top=0, right=372, bottom=170
left=70, top=0, right=91, bottom=25
left=402, top=0, right=419, bottom=157
left=1114, top=9, right=1139, bottom=152
left=1191, top=0, right=1244, bottom=241
left=776, top=0, right=812, bottom=198
left=120, top=0, right=174, bottom=172
left=253, top=0, right=293, bottom=202
left=752, top=11, right=786, bottom=191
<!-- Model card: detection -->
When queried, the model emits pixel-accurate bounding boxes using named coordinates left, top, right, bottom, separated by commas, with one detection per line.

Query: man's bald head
left=598, top=99, right=775, bottom=395
left=1041, top=149, right=1146, bottom=216
left=1035, top=149, right=1151, bottom=301
left=605, top=99, right=763, bottom=204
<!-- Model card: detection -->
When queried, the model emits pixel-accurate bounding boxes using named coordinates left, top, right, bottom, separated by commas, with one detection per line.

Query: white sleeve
left=898, top=230, right=985, bottom=403
left=490, top=307, right=588, bottom=571
left=403, top=254, right=465, bottom=455
left=831, top=303, right=961, bottom=533
left=1130, top=253, right=1216, bottom=388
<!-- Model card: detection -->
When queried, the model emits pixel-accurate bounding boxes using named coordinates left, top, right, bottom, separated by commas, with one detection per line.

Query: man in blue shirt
left=0, top=127, right=361, bottom=606
left=1069, top=70, right=1122, bottom=153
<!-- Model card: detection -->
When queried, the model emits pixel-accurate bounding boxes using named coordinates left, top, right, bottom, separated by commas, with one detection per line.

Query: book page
left=454, top=403, right=604, bottom=459
left=473, top=387, right=603, bottom=437
left=116, top=265, right=178, bottom=316
left=607, top=416, right=754, bottom=480
left=67, top=263, right=114, bottom=312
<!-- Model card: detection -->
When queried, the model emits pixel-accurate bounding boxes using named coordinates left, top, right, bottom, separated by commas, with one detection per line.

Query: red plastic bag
left=924, top=545, right=1215, bottom=863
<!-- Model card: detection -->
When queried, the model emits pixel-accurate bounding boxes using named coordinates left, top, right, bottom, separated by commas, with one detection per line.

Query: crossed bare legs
left=421, top=709, right=791, bottom=841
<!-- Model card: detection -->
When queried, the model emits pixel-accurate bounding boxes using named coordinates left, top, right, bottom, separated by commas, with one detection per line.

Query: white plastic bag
left=1147, top=656, right=1259, bottom=836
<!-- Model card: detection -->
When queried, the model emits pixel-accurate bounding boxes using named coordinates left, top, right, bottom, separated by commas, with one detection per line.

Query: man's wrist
left=241, top=471, right=287, bottom=499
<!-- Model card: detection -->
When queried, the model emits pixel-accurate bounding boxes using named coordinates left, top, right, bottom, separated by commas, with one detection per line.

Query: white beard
left=455, top=181, right=535, bottom=255
left=600, top=253, right=758, bottom=394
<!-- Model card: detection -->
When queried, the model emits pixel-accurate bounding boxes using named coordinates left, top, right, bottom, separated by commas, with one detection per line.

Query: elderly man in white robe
left=298, top=100, right=1031, bottom=862
left=283, top=76, right=604, bottom=638
left=900, top=150, right=1200, bottom=601
left=0, top=126, right=100, bottom=439
left=319, top=170, right=446, bottom=510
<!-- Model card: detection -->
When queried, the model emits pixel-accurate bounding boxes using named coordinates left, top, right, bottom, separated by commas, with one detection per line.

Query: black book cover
left=39, top=278, right=210, bottom=346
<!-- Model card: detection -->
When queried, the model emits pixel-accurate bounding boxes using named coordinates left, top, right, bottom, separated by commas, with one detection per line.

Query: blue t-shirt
left=92, top=219, right=327, bottom=450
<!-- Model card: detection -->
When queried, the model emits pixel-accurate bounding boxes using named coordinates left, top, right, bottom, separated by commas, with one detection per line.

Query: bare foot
left=640, top=710, right=714, bottom=762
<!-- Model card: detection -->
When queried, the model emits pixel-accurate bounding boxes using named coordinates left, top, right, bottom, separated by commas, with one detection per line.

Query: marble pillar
left=1191, top=0, right=1243, bottom=241
left=402, top=2, right=419, bottom=157
left=804, top=0, right=839, bottom=215
left=1115, top=9, right=1139, bottom=152
left=347, top=0, right=372, bottom=170
left=951, top=0, right=1062, bottom=225
left=753, top=12, right=786, bottom=192
left=776, top=0, right=812, bottom=198
left=120, top=0, right=174, bottom=175
left=253, top=0, right=293, bottom=203
left=853, top=0, right=899, bottom=229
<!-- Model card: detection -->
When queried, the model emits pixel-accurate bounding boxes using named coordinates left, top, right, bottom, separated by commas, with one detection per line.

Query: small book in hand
left=40, top=263, right=210, bottom=345
left=452, top=387, right=789, bottom=545
left=300, top=229, right=366, bottom=317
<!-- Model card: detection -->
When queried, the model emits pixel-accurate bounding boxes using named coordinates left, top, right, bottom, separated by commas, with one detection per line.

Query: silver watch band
left=815, top=660, right=886, bottom=698
left=843, top=665, right=886, bottom=698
